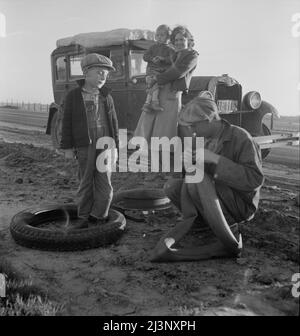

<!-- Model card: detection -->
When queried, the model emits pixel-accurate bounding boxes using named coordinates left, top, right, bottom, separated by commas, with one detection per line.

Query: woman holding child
left=134, top=25, right=199, bottom=144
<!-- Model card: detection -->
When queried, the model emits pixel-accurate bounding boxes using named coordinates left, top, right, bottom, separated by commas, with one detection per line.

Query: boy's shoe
left=151, top=101, right=163, bottom=112
left=68, top=218, right=89, bottom=230
left=88, top=215, right=109, bottom=226
left=96, top=217, right=109, bottom=225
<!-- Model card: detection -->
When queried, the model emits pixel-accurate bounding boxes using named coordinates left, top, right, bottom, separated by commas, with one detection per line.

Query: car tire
left=10, top=204, right=126, bottom=251
left=261, top=123, right=271, bottom=159
left=50, top=111, right=62, bottom=149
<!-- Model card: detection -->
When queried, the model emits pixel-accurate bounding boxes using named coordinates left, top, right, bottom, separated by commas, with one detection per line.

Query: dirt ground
left=0, top=125, right=299, bottom=316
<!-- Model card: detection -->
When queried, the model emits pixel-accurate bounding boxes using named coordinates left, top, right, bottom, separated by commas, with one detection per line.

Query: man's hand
left=183, top=147, right=220, bottom=170
left=203, top=149, right=220, bottom=165
left=64, top=149, right=75, bottom=160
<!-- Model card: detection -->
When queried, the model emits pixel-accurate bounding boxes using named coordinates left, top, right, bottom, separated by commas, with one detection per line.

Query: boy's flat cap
left=81, top=53, right=115, bottom=72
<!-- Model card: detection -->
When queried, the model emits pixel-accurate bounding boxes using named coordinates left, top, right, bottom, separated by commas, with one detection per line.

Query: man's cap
left=81, top=53, right=115, bottom=73
left=178, top=96, right=220, bottom=126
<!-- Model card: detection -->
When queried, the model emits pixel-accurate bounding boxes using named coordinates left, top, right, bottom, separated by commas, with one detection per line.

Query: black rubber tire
left=50, top=111, right=62, bottom=149
left=261, top=123, right=272, bottom=159
left=10, top=204, right=126, bottom=251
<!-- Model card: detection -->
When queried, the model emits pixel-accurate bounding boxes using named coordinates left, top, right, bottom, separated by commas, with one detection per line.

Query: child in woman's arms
left=142, top=24, right=175, bottom=113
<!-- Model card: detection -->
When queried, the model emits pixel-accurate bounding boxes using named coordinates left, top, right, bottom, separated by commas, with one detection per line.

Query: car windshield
left=55, top=56, right=67, bottom=81
left=109, top=49, right=125, bottom=80
left=70, top=54, right=84, bottom=78
left=129, top=50, right=147, bottom=78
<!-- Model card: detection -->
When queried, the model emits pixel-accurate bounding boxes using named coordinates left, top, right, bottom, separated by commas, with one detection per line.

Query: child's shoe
left=96, top=217, right=109, bottom=225
left=88, top=215, right=109, bottom=226
left=68, top=218, right=89, bottom=230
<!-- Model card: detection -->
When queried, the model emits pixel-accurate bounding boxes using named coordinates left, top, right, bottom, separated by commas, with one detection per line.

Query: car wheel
left=261, top=123, right=271, bottom=159
left=50, top=111, right=62, bottom=149
left=10, top=204, right=126, bottom=251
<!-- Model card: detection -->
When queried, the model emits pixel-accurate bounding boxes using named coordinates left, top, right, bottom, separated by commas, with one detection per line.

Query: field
left=263, top=115, right=300, bottom=132
left=0, top=124, right=299, bottom=316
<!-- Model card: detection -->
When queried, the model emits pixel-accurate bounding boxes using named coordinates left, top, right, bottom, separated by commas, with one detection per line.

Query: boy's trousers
left=76, top=139, right=113, bottom=220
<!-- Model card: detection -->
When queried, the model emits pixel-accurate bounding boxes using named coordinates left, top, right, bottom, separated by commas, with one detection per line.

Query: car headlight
left=243, top=91, right=262, bottom=110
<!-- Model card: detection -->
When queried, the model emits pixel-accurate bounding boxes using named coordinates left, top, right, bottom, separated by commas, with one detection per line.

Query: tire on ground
left=10, top=204, right=126, bottom=251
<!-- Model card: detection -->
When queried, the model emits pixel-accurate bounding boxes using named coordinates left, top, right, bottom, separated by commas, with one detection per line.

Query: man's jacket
left=182, top=119, right=264, bottom=224
left=60, top=79, right=119, bottom=149
left=209, top=120, right=264, bottom=222
left=156, top=49, right=199, bottom=92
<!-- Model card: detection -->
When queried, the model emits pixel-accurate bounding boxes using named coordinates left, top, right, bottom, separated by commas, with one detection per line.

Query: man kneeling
left=150, top=95, right=264, bottom=262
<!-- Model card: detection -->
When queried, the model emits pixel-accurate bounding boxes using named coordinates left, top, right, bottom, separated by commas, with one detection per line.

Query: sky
left=0, top=0, right=299, bottom=116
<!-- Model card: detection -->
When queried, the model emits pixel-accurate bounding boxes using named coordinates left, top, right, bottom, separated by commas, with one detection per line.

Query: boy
left=142, top=24, right=175, bottom=113
left=60, top=53, right=119, bottom=229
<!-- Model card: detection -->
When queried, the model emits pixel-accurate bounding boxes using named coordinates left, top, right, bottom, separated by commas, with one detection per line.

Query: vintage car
left=46, top=29, right=299, bottom=158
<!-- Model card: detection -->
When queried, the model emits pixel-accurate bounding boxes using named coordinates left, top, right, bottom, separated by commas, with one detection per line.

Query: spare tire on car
left=10, top=204, right=126, bottom=251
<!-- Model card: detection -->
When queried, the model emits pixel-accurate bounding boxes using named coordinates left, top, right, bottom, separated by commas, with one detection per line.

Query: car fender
left=256, top=100, right=280, bottom=119
left=240, top=100, right=279, bottom=137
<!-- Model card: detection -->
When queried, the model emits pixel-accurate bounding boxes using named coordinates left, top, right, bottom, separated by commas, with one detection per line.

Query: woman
left=133, top=26, right=199, bottom=148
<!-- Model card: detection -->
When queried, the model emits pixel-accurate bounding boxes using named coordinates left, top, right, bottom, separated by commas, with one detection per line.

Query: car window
left=129, top=50, right=147, bottom=78
left=109, top=49, right=125, bottom=81
left=55, top=56, right=67, bottom=81
left=70, top=54, right=84, bottom=77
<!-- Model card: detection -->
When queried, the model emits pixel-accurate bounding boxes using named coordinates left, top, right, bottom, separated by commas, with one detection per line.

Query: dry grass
left=0, top=259, right=62, bottom=316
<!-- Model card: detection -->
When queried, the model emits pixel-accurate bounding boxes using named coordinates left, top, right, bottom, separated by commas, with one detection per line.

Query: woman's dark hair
left=170, top=25, right=193, bottom=45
